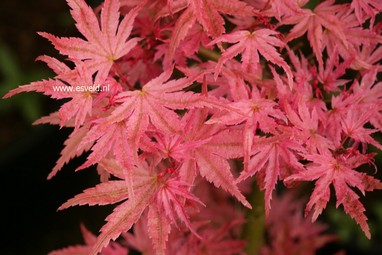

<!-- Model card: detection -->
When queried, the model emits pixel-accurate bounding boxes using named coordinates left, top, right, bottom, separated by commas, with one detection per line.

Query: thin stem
left=243, top=181, right=265, bottom=255
left=198, top=46, right=221, bottom=62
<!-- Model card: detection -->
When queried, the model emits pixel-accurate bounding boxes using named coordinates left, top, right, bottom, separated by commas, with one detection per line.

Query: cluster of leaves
left=4, top=0, right=382, bottom=254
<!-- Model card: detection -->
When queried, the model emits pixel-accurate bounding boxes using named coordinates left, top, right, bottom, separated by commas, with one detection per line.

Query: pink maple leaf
left=350, top=0, right=382, bottom=25
left=282, top=0, right=348, bottom=67
left=237, top=134, right=305, bottom=215
left=39, top=0, right=143, bottom=84
left=207, top=86, right=287, bottom=172
left=164, top=0, right=254, bottom=60
left=284, top=100, right=334, bottom=154
left=49, top=224, right=128, bottom=255
left=285, top=150, right=382, bottom=239
left=260, top=191, right=337, bottom=255
left=181, top=108, right=252, bottom=208
left=210, top=29, right=293, bottom=88
left=108, top=67, right=202, bottom=144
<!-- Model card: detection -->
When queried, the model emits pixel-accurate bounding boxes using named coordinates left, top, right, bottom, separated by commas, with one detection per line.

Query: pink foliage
left=4, top=0, right=382, bottom=254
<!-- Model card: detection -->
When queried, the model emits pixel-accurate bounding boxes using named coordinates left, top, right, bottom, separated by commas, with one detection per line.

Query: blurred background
left=0, top=0, right=381, bottom=254
left=0, top=1, right=110, bottom=254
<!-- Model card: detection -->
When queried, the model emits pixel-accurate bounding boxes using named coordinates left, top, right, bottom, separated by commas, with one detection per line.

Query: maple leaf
left=350, top=0, right=382, bottom=25
left=152, top=174, right=204, bottom=253
left=165, top=0, right=254, bottom=60
left=181, top=108, right=252, bottom=209
left=188, top=0, right=254, bottom=37
left=237, top=134, right=305, bottom=215
left=77, top=118, right=135, bottom=171
left=284, top=100, right=334, bottom=154
left=210, top=29, right=293, bottom=88
left=260, top=191, right=337, bottom=255
left=87, top=165, right=158, bottom=255
left=108, top=67, right=203, bottom=145
left=285, top=151, right=382, bottom=239
left=49, top=224, right=128, bottom=255
left=4, top=57, right=113, bottom=130
left=39, top=0, right=144, bottom=84
left=322, top=8, right=382, bottom=63
left=282, top=0, right=348, bottom=67
left=207, top=86, right=287, bottom=172
left=341, top=107, right=382, bottom=151
left=48, top=124, right=93, bottom=179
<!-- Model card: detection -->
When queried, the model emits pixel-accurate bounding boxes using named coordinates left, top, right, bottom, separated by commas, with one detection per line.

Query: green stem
left=198, top=46, right=221, bottom=62
left=243, top=181, right=265, bottom=255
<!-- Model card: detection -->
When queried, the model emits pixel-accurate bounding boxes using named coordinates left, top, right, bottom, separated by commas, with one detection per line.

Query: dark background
left=0, top=0, right=381, bottom=255
left=0, top=1, right=111, bottom=254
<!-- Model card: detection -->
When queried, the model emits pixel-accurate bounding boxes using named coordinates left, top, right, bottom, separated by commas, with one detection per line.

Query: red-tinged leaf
left=77, top=119, right=136, bottom=184
left=202, top=128, right=244, bottom=159
left=114, top=1, right=146, bottom=56
left=155, top=176, right=204, bottom=239
left=98, top=157, right=125, bottom=179
left=49, top=224, right=128, bottom=255
left=49, top=245, right=90, bottom=255
left=210, top=29, right=293, bottom=88
left=38, top=32, right=103, bottom=59
left=190, top=0, right=225, bottom=37
left=3, top=79, right=66, bottom=99
left=109, top=68, right=202, bottom=139
left=42, top=0, right=144, bottom=83
left=305, top=172, right=332, bottom=221
left=179, top=158, right=198, bottom=185
left=238, top=135, right=304, bottom=215
left=341, top=109, right=382, bottom=151
left=78, top=123, right=117, bottom=170
left=285, top=151, right=382, bottom=238
left=188, top=0, right=253, bottom=37
left=90, top=180, right=157, bottom=255
left=36, top=55, right=71, bottom=75
left=333, top=178, right=371, bottom=239
left=147, top=205, right=171, bottom=255
left=33, top=112, right=62, bottom=126
left=48, top=126, right=92, bottom=179
left=350, top=0, right=382, bottom=24
left=283, top=1, right=348, bottom=67
left=66, top=0, right=102, bottom=43
left=196, top=149, right=251, bottom=209
left=167, top=8, right=196, bottom=62
left=100, top=0, right=120, bottom=53
left=58, top=180, right=130, bottom=210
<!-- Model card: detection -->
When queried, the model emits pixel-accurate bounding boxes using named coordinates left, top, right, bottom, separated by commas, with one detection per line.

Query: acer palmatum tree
left=3, top=0, right=382, bottom=254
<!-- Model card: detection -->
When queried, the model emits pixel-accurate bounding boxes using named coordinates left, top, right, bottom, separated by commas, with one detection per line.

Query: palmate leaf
left=89, top=175, right=158, bottom=255
left=210, top=29, right=293, bottom=88
left=39, top=0, right=144, bottom=84
left=237, top=134, right=305, bottom=215
left=285, top=152, right=382, bottom=239
left=108, top=67, right=203, bottom=145
left=182, top=109, right=251, bottom=209
left=282, top=0, right=348, bottom=68
left=165, top=0, right=253, bottom=60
